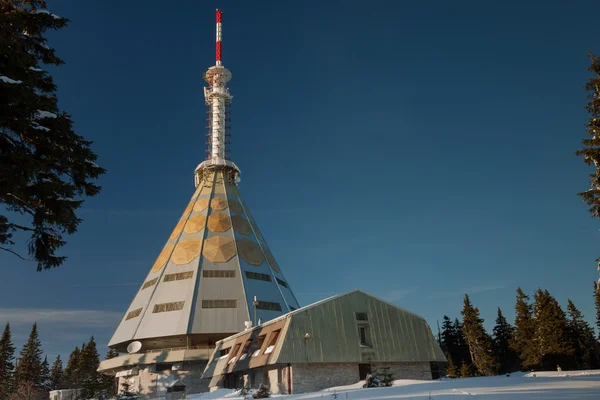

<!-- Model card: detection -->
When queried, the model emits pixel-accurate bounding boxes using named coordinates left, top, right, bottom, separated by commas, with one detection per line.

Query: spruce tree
left=99, top=349, right=118, bottom=398
left=40, top=356, right=49, bottom=390
left=492, top=307, right=518, bottom=374
left=459, top=360, right=471, bottom=378
left=0, top=323, right=16, bottom=399
left=0, top=0, right=105, bottom=270
left=510, top=287, right=535, bottom=370
left=48, top=355, right=63, bottom=391
left=15, top=323, right=43, bottom=387
left=532, top=289, right=574, bottom=370
left=461, top=294, right=495, bottom=376
left=440, top=316, right=457, bottom=359
left=63, top=346, right=80, bottom=388
left=594, top=281, right=600, bottom=339
left=566, top=299, right=598, bottom=369
left=453, top=318, right=472, bottom=367
left=78, top=337, right=101, bottom=398
left=445, top=357, right=458, bottom=378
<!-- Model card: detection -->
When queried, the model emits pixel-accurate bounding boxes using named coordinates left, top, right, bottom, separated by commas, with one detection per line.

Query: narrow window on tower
left=245, top=271, right=271, bottom=282
left=276, top=278, right=288, bottom=288
left=153, top=301, right=185, bottom=313
left=125, top=308, right=142, bottom=320
left=141, top=278, right=158, bottom=290
left=202, top=299, right=238, bottom=309
left=255, top=301, right=282, bottom=311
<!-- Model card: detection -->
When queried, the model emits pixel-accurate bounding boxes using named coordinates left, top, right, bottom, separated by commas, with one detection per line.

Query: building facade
left=202, top=290, right=447, bottom=394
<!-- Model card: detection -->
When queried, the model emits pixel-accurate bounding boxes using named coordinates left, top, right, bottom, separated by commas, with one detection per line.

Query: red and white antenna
left=216, top=9, right=223, bottom=66
left=195, top=9, right=240, bottom=187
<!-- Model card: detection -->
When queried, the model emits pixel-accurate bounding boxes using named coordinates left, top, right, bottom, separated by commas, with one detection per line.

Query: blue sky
left=2, top=0, right=600, bottom=361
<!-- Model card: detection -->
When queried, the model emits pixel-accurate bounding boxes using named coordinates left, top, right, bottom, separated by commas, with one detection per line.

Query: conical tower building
left=99, top=11, right=299, bottom=393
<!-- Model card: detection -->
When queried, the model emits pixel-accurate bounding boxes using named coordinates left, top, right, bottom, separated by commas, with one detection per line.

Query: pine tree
left=440, top=316, right=457, bottom=359
left=0, top=323, right=16, bottom=399
left=0, top=0, right=105, bottom=270
left=78, top=337, right=101, bottom=398
left=445, top=356, right=458, bottom=378
left=40, top=356, right=49, bottom=391
left=459, top=359, right=471, bottom=378
left=566, top=299, right=598, bottom=369
left=15, top=323, right=43, bottom=387
left=594, top=281, right=600, bottom=339
left=117, top=380, right=138, bottom=400
left=492, top=307, right=518, bottom=374
left=510, top=287, right=535, bottom=370
left=453, top=318, right=472, bottom=367
left=48, top=355, right=63, bottom=391
left=532, top=289, right=574, bottom=370
left=461, top=294, right=495, bottom=376
left=63, top=346, right=80, bottom=389
left=99, top=349, right=118, bottom=398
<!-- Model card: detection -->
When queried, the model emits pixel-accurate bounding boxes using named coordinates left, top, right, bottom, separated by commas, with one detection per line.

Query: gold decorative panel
left=237, top=239, right=264, bottom=266
left=194, top=198, right=209, bottom=212
left=228, top=199, right=243, bottom=213
left=203, top=236, right=236, bottom=263
left=207, top=212, right=231, bottom=232
left=184, top=214, right=207, bottom=234
left=151, top=243, right=174, bottom=273
left=264, top=248, right=280, bottom=272
left=210, top=197, right=228, bottom=211
left=231, top=215, right=252, bottom=236
left=171, top=238, right=203, bottom=265
left=169, top=219, right=186, bottom=240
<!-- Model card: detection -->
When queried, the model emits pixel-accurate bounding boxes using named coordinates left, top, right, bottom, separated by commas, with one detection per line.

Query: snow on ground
left=177, top=370, right=600, bottom=400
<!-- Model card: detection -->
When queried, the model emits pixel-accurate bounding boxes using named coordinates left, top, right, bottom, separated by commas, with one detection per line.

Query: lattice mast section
left=195, top=9, right=240, bottom=188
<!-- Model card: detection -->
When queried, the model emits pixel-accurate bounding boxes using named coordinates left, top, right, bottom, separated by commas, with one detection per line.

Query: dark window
left=153, top=301, right=185, bottom=313
left=255, top=301, right=282, bottom=311
left=163, top=271, right=194, bottom=282
left=228, top=343, right=241, bottom=362
left=203, top=270, right=235, bottom=278
left=358, top=325, right=370, bottom=346
left=218, top=347, right=231, bottom=357
left=141, top=278, right=158, bottom=290
left=264, top=330, right=281, bottom=354
left=356, top=312, right=368, bottom=321
left=155, top=363, right=173, bottom=372
left=289, top=306, right=297, bottom=311
left=240, top=339, right=252, bottom=357
left=276, top=278, right=288, bottom=288
left=125, top=308, right=142, bottom=320
left=202, top=299, right=237, bottom=309
left=245, top=271, right=271, bottom=282
left=252, top=335, right=266, bottom=356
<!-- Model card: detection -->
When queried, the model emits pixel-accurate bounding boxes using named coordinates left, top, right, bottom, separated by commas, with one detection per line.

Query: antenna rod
left=216, top=9, right=223, bottom=66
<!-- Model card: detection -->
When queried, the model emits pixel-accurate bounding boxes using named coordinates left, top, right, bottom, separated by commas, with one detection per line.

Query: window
left=245, top=271, right=271, bottom=282
left=355, top=312, right=368, bottom=321
left=164, top=271, right=194, bottom=282
left=125, top=308, right=142, bottom=320
left=264, top=330, right=280, bottom=354
left=228, top=343, right=241, bottom=364
left=358, top=325, right=370, bottom=346
left=218, top=347, right=231, bottom=359
left=155, top=363, right=173, bottom=372
left=255, top=301, right=282, bottom=311
left=251, top=335, right=266, bottom=357
left=276, top=278, right=288, bottom=288
left=289, top=306, right=297, bottom=311
left=203, top=269, right=235, bottom=278
left=202, top=299, right=237, bottom=309
left=141, top=278, right=158, bottom=290
left=153, top=301, right=185, bottom=313
left=239, top=338, right=253, bottom=361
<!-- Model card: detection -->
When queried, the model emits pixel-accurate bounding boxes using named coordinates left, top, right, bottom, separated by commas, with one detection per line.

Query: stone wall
left=291, top=363, right=358, bottom=394
left=371, top=362, right=432, bottom=381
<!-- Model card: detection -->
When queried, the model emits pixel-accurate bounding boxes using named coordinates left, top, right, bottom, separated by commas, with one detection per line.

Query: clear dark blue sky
left=2, top=0, right=600, bottom=361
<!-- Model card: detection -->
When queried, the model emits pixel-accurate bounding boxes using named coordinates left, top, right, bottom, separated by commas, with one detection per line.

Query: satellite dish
left=127, top=341, right=142, bottom=354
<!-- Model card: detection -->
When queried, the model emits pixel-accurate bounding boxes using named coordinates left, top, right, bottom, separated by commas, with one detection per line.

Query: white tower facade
left=104, top=9, right=299, bottom=356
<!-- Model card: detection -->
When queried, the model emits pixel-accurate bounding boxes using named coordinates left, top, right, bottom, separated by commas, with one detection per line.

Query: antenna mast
left=195, top=9, right=240, bottom=187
